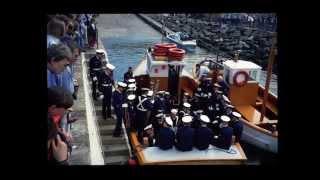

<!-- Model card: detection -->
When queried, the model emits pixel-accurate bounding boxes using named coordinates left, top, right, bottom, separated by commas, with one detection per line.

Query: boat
left=166, top=32, right=197, bottom=52
left=191, top=49, right=278, bottom=153
left=129, top=43, right=247, bottom=165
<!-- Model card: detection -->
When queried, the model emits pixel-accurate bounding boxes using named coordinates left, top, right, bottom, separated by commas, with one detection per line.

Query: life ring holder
left=233, top=70, right=249, bottom=87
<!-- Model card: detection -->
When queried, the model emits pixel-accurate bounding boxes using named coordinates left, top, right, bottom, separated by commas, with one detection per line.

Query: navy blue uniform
left=157, top=127, right=175, bottom=150
left=89, top=56, right=102, bottom=100
left=98, top=72, right=114, bottom=119
left=194, top=126, right=214, bottom=150
left=218, top=81, right=229, bottom=95
left=112, top=90, right=125, bottom=136
left=176, top=126, right=195, bottom=151
left=212, top=126, right=233, bottom=150
left=123, top=71, right=133, bottom=83
left=136, top=95, right=154, bottom=142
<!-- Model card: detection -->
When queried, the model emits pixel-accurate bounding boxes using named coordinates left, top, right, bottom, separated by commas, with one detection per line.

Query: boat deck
left=130, top=132, right=247, bottom=165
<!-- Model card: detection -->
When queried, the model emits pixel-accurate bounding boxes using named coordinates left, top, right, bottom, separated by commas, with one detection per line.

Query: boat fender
left=233, top=70, right=249, bottom=87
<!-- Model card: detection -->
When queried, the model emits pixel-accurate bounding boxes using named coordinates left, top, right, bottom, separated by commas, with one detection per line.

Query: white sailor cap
left=128, top=79, right=136, bottom=83
left=141, top=88, right=150, bottom=92
left=232, top=111, right=242, bottom=118
left=194, top=93, right=201, bottom=97
left=117, top=82, right=127, bottom=88
left=222, top=95, right=231, bottom=103
left=183, top=102, right=191, bottom=108
left=226, top=104, right=235, bottom=108
left=196, top=109, right=203, bottom=114
left=127, top=94, right=136, bottom=101
left=106, top=63, right=115, bottom=70
left=122, top=103, right=128, bottom=108
left=197, top=88, right=202, bottom=91
left=214, top=83, right=222, bottom=88
left=164, top=91, right=170, bottom=95
left=220, top=115, right=231, bottom=122
left=171, top=109, right=178, bottom=114
left=96, top=49, right=105, bottom=54
left=147, top=90, right=153, bottom=97
left=182, top=115, right=193, bottom=123
left=128, top=83, right=136, bottom=89
left=144, top=124, right=153, bottom=131
left=165, top=116, right=173, bottom=127
left=156, top=113, right=164, bottom=118
left=216, top=90, right=223, bottom=94
left=200, top=115, right=210, bottom=123
left=157, top=90, right=165, bottom=94
left=184, top=92, right=189, bottom=96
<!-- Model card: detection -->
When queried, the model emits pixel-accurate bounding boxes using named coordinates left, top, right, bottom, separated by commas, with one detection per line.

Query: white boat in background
left=166, top=32, right=197, bottom=52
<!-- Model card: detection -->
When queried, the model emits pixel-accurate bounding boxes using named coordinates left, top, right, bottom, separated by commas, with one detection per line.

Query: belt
left=92, top=68, right=101, bottom=71
left=102, top=84, right=112, bottom=87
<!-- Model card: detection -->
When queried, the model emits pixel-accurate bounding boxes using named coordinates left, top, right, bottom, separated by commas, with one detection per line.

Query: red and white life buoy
left=153, top=43, right=177, bottom=56
left=233, top=70, right=249, bottom=87
left=168, top=48, right=185, bottom=61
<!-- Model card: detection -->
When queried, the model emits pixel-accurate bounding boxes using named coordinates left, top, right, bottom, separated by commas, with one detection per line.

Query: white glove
left=93, top=77, right=97, bottom=81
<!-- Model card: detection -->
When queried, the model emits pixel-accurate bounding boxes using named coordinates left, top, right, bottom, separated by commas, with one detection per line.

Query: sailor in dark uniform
left=153, top=91, right=166, bottom=113
left=127, top=94, right=137, bottom=131
left=191, top=109, right=203, bottom=129
left=98, top=63, right=115, bottom=120
left=153, top=112, right=164, bottom=142
left=178, top=102, right=192, bottom=125
left=136, top=89, right=154, bottom=143
left=230, top=111, right=243, bottom=143
left=194, top=115, right=214, bottom=150
left=89, top=49, right=104, bottom=100
left=212, top=115, right=233, bottom=150
left=112, top=81, right=127, bottom=137
left=217, top=75, right=229, bottom=95
left=157, top=116, right=175, bottom=150
left=123, top=67, right=133, bottom=83
left=142, top=124, right=155, bottom=147
left=175, top=115, right=195, bottom=151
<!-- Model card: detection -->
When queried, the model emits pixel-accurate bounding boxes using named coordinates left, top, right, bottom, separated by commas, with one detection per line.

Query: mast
left=260, top=32, right=277, bottom=122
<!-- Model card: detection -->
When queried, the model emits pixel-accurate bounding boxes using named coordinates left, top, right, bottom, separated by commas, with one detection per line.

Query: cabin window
left=249, top=70, right=257, bottom=81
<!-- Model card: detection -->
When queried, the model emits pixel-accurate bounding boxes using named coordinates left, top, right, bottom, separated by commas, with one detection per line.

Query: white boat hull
left=166, top=35, right=196, bottom=52
left=241, top=122, right=278, bottom=153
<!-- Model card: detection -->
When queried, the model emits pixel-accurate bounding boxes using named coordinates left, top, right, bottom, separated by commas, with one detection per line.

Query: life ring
left=233, top=70, right=249, bottom=87
left=155, top=43, right=177, bottom=50
left=168, top=48, right=185, bottom=60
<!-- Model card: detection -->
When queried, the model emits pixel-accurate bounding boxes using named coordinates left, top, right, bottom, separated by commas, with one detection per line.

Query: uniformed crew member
left=127, top=94, right=137, bottom=131
left=230, top=111, right=243, bottom=143
left=212, top=115, right=233, bottom=150
left=143, top=124, right=155, bottom=147
left=176, top=115, right=195, bottom=151
left=217, top=75, right=229, bottom=95
left=98, top=63, right=115, bottom=120
left=112, top=81, right=127, bottom=137
left=153, top=112, right=164, bottom=142
left=178, top=102, right=191, bottom=124
left=194, top=115, right=214, bottom=150
left=123, top=67, right=133, bottom=83
left=157, top=116, right=175, bottom=150
left=136, top=89, right=154, bottom=143
left=89, top=49, right=105, bottom=100
left=191, top=109, right=203, bottom=129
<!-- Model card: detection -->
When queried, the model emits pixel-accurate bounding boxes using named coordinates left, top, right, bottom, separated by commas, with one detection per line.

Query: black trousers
left=102, top=90, right=112, bottom=119
left=91, top=78, right=97, bottom=100
left=113, top=108, right=123, bottom=135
